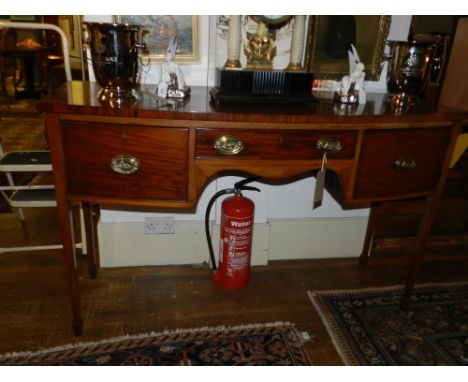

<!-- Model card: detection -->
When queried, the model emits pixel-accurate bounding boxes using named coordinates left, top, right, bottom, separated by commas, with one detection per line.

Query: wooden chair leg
left=401, top=194, right=440, bottom=311
left=0, top=75, right=7, bottom=99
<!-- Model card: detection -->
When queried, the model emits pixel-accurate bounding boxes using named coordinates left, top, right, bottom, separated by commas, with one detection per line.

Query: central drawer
left=61, top=121, right=189, bottom=202
left=196, top=128, right=357, bottom=159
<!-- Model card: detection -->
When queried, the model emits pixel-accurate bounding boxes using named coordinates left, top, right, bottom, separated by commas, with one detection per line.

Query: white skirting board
left=97, top=217, right=369, bottom=268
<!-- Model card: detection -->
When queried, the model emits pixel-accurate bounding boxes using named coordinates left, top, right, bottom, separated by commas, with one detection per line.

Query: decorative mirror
left=304, top=16, right=391, bottom=80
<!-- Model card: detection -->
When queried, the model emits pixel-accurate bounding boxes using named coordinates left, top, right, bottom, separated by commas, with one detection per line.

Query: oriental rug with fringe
left=0, top=322, right=310, bottom=366
left=309, top=282, right=468, bottom=365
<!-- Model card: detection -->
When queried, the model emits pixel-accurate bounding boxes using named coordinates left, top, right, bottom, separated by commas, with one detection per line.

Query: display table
left=1, top=45, right=47, bottom=99
left=38, top=82, right=465, bottom=335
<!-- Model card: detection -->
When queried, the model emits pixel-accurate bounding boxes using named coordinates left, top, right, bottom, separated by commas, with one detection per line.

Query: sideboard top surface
left=37, top=81, right=466, bottom=124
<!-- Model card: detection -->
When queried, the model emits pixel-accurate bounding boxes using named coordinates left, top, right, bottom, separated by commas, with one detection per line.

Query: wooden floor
left=0, top=207, right=468, bottom=365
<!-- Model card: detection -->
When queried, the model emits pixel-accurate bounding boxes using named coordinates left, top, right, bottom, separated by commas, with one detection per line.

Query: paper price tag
left=313, top=152, right=327, bottom=209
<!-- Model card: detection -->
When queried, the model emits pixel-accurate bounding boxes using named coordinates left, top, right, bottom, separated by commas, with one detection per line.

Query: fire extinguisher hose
left=204, top=176, right=261, bottom=271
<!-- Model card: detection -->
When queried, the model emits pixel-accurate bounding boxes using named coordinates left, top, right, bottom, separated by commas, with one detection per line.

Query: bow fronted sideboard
left=38, top=82, right=465, bottom=335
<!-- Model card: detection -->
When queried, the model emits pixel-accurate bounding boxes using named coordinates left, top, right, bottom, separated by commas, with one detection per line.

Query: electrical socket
left=144, top=216, right=175, bottom=234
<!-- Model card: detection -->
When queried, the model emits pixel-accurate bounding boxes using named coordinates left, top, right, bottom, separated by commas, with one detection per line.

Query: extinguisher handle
left=234, top=176, right=262, bottom=192
left=237, top=185, right=260, bottom=192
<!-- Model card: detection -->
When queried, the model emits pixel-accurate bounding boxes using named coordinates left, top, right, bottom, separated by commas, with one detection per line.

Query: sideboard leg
left=46, top=114, right=84, bottom=335
left=57, top=201, right=83, bottom=335
left=82, top=202, right=99, bottom=279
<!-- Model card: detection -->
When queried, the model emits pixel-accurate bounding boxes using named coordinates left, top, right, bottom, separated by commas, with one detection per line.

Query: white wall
left=83, top=15, right=412, bottom=266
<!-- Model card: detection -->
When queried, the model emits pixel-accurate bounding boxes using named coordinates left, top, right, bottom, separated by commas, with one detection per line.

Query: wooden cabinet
left=438, top=17, right=468, bottom=112
left=363, top=18, right=468, bottom=251
left=38, top=84, right=465, bottom=335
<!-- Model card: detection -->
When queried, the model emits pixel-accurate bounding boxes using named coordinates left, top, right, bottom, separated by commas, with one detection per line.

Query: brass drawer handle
left=110, top=154, right=140, bottom=174
left=316, top=137, right=342, bottom=154
left=214, top=135, right=244, bottom=155
left=394, top=156, right=416, bottom=171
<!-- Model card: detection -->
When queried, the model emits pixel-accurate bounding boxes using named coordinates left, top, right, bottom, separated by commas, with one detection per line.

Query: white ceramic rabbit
left=337, top=44, right=366, bottom=105
left=158, top=35, right=188, bottom=98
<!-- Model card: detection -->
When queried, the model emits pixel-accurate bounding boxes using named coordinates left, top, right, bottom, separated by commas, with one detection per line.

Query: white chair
left=0, top=145, right=55, bottom=217
left=0, top=141, right=87, bottom=254
left=0, top=22, right=87, bottom=255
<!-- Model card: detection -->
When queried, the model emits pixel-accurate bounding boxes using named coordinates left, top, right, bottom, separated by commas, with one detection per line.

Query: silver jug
left=82, top=22, right=147, bottom=106
left=386, top=35, right=441, bottom=107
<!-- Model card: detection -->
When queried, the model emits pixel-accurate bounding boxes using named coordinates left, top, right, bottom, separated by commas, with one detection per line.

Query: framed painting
left=304, top=16, right=391, bottom=80
left=115, top=15, right=199, bottom=62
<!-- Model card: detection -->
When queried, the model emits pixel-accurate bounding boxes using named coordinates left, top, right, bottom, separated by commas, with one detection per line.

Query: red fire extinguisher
left=205, top=177, right=261, bottom=289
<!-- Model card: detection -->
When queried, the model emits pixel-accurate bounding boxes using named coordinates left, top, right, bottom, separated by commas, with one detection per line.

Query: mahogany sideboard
left=38, top=82, right=465, bottom=335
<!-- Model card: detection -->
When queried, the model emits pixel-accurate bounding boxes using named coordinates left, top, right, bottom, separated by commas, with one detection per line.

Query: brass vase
left=386, top=37, right=437, bottom=107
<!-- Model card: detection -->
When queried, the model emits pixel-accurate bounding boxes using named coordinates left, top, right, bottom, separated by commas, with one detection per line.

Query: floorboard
left=1, top=207, right=468, bottom=365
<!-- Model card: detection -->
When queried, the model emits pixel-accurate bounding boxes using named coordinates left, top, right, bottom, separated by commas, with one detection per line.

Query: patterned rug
left=0, top=322, right=310, bottom=366
left=309, top=282, right=468, bottom=365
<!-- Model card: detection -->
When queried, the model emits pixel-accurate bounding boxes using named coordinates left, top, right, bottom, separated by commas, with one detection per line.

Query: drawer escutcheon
left=110, top=154, right=141, bottom=174
left=214, top=135, right=244, bottom=155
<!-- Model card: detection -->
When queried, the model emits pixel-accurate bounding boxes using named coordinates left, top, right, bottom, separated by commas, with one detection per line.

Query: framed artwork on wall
left=304, top=16, right=391, bottom=80
left=115, top=15, right=199, bottom=62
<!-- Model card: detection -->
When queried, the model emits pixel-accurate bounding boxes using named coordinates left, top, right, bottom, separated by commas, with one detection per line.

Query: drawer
left=61, top=121, right=189, bottom=201
left=353, top=127, right=451, bottom=200
left=196, top=129, right=357, bottom=159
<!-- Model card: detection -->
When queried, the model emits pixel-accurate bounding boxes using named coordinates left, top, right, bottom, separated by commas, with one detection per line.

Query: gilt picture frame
left=115, top=15, right=199, bottom=62
left=304, top=16, right=391, bottom=80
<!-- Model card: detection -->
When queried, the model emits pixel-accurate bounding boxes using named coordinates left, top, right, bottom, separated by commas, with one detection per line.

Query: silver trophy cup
left=82, top=22, right=146, bottom=106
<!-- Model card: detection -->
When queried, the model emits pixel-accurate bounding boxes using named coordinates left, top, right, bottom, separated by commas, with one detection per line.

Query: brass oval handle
left=214, top=135, right=244, bottom=155
left=394, top=156, right=416, bottom=171
left=110, top=154, right=140, bottom=174
left=316, top=137, right=343, bottom=154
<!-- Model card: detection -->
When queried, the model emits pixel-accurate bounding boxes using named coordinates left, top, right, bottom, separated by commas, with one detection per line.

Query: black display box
left=210, top=68, right=316, bottom=104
